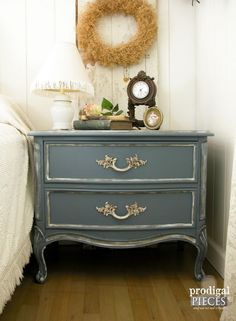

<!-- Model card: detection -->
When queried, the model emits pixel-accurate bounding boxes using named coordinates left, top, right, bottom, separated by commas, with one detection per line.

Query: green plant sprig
left=101, top=98, right=123, bottom=116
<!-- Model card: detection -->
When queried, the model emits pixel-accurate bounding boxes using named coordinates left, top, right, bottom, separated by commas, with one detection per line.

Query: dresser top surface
left=29, top=130, right=213, bottom=138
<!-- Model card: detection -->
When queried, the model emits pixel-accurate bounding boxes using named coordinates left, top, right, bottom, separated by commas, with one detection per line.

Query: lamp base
left=51, top=93, right=74, bottom=130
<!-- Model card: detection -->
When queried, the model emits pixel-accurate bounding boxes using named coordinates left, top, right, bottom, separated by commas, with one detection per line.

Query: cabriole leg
left=194, top=226, right=207, bottom=280
left=33, top=226, right=48, bottom=283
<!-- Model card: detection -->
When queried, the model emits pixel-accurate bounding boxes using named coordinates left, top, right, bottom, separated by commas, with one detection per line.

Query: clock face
left=132, top=81, right=150, bottom=99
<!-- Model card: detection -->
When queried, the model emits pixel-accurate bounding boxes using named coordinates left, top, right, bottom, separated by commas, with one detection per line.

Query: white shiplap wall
left=0, top=0, right=76, bottom=129
left=0, top=0, right=27, bottom=109
left=195, top=0, right=236, bottom=276
left=77, top=0, right=158, bottom=122
left=0, top=0, right=235, bottom=276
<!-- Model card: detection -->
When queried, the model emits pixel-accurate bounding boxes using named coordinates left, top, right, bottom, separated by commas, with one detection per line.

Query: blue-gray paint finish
left=29, top=130, right=212, bottom=283
left=45, top=143, right=196, bottom=182
left=46, top=190, right=196, bottom=229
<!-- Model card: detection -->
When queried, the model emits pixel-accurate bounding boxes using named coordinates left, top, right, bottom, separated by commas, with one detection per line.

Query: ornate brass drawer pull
left=96, top=154, right=147, bottom=172
left=96, top=202, right=147, bottom=220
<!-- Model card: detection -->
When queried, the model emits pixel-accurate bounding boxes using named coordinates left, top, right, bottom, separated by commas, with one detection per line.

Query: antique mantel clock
left=127, top=71, right=157, bottom=127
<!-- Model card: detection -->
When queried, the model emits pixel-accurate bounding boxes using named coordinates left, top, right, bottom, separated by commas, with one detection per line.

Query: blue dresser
left=29, top=130, right=213, bottom=283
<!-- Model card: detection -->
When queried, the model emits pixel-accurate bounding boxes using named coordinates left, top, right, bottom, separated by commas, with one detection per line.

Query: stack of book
left=73, top=118, right=133, bottom=130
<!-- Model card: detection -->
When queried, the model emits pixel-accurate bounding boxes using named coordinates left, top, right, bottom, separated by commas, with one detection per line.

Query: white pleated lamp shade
left=31, top=42, right=94, bottom=130
left=31, top=42, right=94, bottom=97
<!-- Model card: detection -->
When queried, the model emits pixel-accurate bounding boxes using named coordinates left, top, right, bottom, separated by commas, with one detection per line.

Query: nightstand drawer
left=45, top=143, right=197, bottom=183
left=45, top=189, right=196, bottom=230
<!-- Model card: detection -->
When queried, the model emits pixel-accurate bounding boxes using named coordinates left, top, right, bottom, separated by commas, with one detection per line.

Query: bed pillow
left=0, top=95, right=34, bottom=135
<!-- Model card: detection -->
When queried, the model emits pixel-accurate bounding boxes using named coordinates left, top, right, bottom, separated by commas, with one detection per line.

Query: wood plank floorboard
left=0, top=243, right=223, bottom=321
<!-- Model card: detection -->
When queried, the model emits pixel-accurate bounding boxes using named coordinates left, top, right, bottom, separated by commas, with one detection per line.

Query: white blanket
left=0, top=95, right=34, bottom=314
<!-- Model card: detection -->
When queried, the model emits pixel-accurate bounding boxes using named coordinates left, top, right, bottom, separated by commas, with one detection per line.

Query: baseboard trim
left=207, top=237, right=225, bottom=278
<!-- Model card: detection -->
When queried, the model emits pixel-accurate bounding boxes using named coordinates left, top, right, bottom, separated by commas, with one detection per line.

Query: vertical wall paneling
left=223, top=0, right=236, bottom=256
left=169, top=0, right=196, bottom=130
left=26, top=0, right=77, bottom=129
left=26, top=0, right=56, bottom=129
left=157, top=0, right=171, bottom=129
left=111, top=14, right=138, bottom=114
left=55, top=0, right=76, bottom=44
left=143, top=0, right=158, bottom=80
left=78, top=0, right=113, bottom=108
left=195, top=0, right=236, bottom=276
left=157, top=0, right=170, bottom=129
left=128, top=0, right=158, bottom=121
left=0, top=0, right=27, bottom=111
left=93, top=15, right=113, bottom=106
left=77, top=0, right=158, bottom=119
left=55, top=0, right=78, bottom=117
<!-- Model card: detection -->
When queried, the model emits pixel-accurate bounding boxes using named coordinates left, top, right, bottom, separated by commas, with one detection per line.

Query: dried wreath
left=77, top=0, right=157, bottom=67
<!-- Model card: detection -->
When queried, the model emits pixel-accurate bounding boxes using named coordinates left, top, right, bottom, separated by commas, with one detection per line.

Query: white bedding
left=0, top=96, right=34, bottom=314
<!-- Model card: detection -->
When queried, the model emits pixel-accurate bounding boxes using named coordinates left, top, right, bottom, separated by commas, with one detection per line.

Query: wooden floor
left=0, top=242, right=223, bottom=321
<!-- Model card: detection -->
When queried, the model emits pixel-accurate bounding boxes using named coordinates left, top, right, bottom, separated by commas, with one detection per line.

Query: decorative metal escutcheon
left=96, top=154, right=147, bottom=172
left=96, top=201, right=147, bottom=220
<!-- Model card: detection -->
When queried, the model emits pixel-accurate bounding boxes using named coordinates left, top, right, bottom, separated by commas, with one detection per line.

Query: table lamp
left=31, top=42, right=94, bottom=130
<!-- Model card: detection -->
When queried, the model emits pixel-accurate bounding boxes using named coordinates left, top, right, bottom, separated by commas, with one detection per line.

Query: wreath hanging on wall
left=77, top=0, right=157, bottom=67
